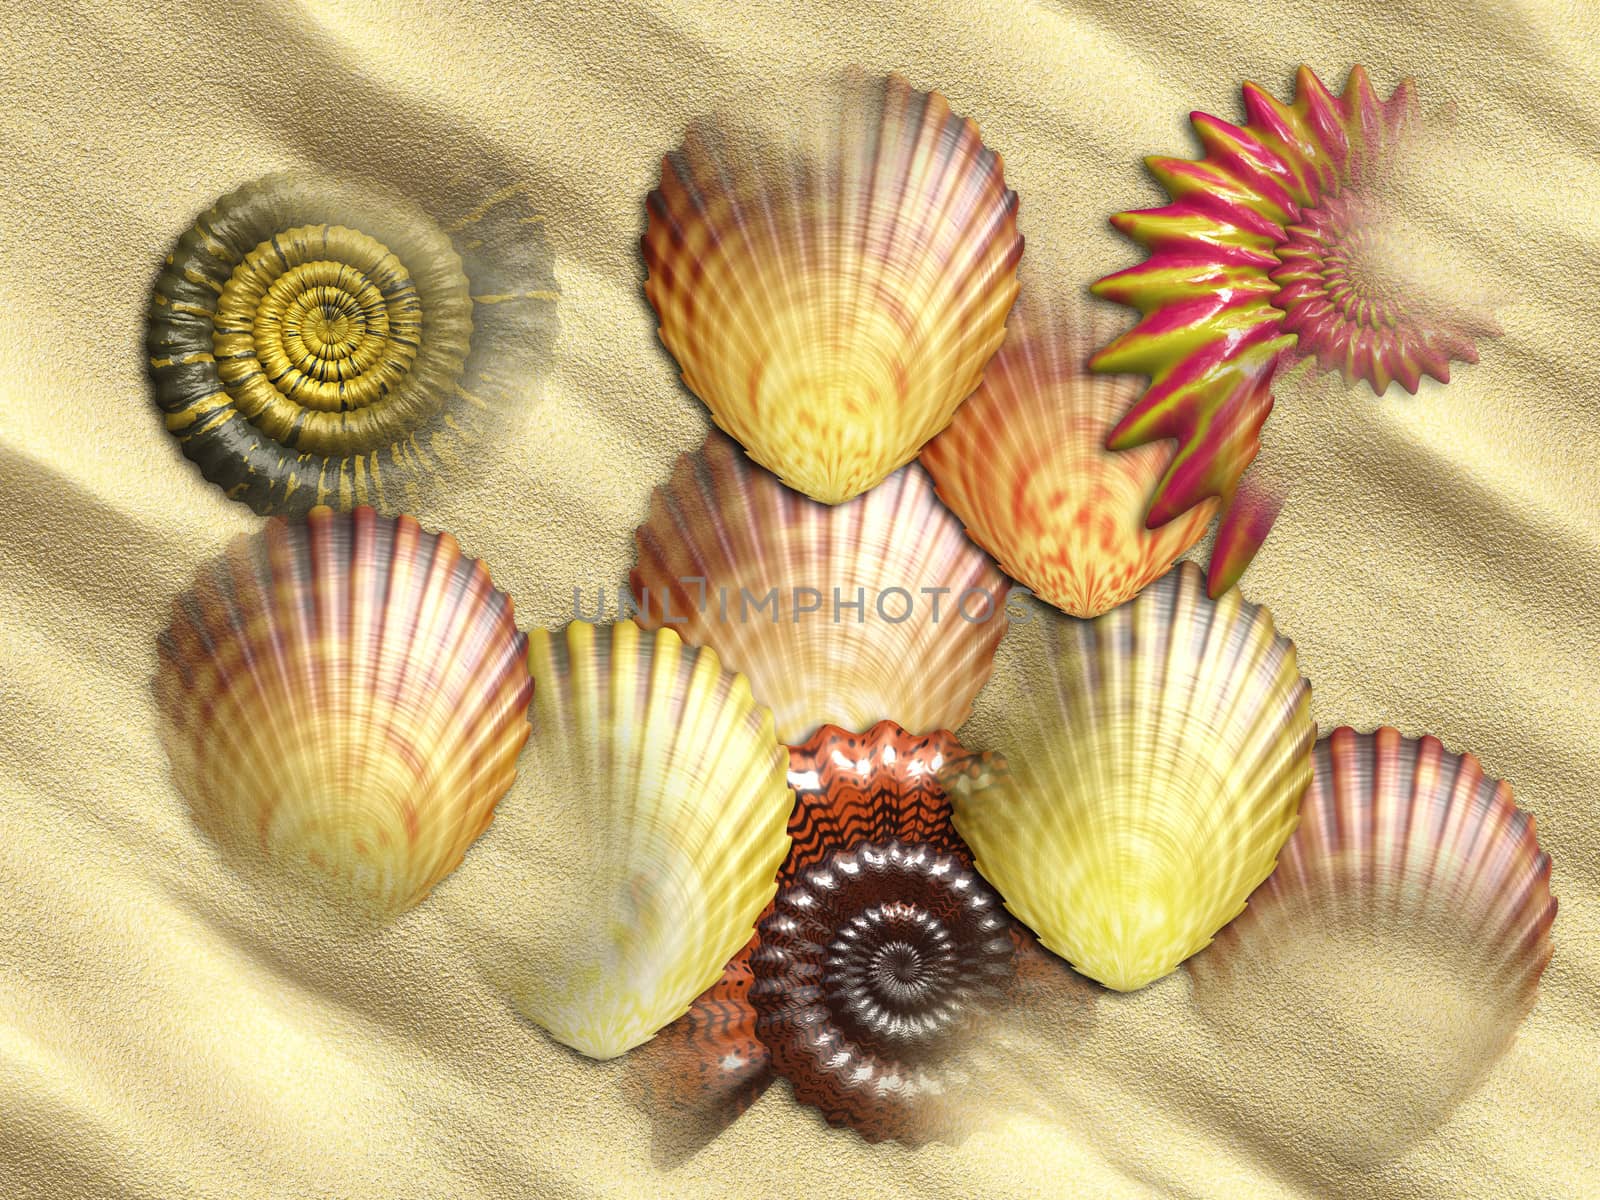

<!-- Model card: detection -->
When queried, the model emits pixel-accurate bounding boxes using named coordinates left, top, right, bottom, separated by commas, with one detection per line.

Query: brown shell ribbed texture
left=154, top=506, right=532, bottom=917
left=750, top=839, right=1016, bottom=1145
left=630, top=722, right=1096, bottom=1156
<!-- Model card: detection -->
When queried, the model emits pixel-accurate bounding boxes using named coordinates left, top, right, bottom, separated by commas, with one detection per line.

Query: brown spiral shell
left=749, top=839, right=1015, bottom=1145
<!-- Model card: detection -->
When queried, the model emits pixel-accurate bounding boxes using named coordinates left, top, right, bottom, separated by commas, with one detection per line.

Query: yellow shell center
left=212, top=224, right=440, bottom=454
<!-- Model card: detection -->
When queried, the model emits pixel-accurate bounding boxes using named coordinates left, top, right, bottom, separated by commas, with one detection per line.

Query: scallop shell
left=509, top=622, right=792, bottom=1060
left=631, top=432, right=1010, bottom=744
left=154, top=506, right=532, bottom=917
left=1091, top=66, right=1497, bottom=585
left=643, top=73, right=1023, bottom=504
left=1194, top=725, right=1556, bottom=1009
left=943, top=561, right=1315, bottom=991
left=1186, top=727, right=1555, bottom=1167
left=750, top=839, right=1016, bottom=1145
left=147, top=172, right=557, bottom=515
left=920, top=303, right=1219, bottom=617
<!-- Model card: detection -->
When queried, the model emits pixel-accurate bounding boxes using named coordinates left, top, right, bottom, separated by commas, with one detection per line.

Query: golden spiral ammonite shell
left=147, top=173, right=557, bottom=514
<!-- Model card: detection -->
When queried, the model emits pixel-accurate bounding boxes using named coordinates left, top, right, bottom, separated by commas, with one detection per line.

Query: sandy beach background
left=1, top=1, right=1597, bottom=1196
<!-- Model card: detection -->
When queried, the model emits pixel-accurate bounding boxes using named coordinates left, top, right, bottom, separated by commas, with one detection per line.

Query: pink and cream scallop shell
left=1187, top=726, right=1556, bottom=1167
left=154, top=506, right=532, bottom=917
left=1192, top=725, right=1556, bottom=1013
left=631, top=432, right=1010, bottom=744
left=1092, top=66, right=1499, bottom=589
left=643, top=73, right=1023, bottom=504
left=920, top=303, right=1219, bottom=617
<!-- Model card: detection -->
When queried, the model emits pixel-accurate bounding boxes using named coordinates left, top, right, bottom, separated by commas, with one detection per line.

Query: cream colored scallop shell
left=154, top=506, right=533, bottom=917
left=508, top=622, right=793, bottom=1060
left=943, top=562, right=1314, bottom=990
left=631, top=431, right=1010, bottom=744
left=643, top=73, right=1022, bottom=504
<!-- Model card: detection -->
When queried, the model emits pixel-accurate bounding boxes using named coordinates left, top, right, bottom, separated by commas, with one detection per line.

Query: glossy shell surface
left=148, top=172, right=557, bottom=514
left=643, top=73, right=1022, bottom=504
left=509, top=622, right=793, bottom=1060
left=632, top=432, right=1009, bottom=743
left=154, top=505, right=532, bottom=917
left=921, top=306, right=1218, bottom=616
left=945, top=562, right=1315, bottom=990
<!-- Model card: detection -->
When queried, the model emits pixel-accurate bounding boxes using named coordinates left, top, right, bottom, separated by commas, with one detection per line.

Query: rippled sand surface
left=1, top=1, right=1597, bottom=1196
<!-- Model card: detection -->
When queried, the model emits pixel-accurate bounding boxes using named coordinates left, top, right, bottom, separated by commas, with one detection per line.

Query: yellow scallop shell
left=508, top=622, right=793, bottom=1059
left=943, top=562, right=1315, bottom=990
left=643, top=73, right=1022, bottom=504
left=154, top=506, right=533, bottom=918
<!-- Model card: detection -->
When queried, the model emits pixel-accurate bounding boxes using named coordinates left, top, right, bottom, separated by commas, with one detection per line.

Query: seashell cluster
left=643, top=73, right=1022, bottom=505
left=134, top=68, right=1563, bottom=1168
left=147, top=172, right=557, bottom=515
left=632, top=432, right=1010, bottom=743
left=921, top=303, right=1217, bottom=617
left=507, top=621, right=793, bottom=1060
left=627, top=721, right=974, bottom=1153
left=629, top=721, right=1094, bottom=1151
left=944, top=562, right=1315, bottom=991
left=154, top=506, right=533, bottom=917
left=1091, top=66, right=1497, bottom=588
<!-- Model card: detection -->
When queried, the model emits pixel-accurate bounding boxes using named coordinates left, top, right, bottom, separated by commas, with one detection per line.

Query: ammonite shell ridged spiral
left=632, top=722, right=1091, bottom=1153
left=750, top=839, right=1015, bottom=1145
left=628, top=722, right=972, bottom=1155
left=148, top=172, right=556, bottom=514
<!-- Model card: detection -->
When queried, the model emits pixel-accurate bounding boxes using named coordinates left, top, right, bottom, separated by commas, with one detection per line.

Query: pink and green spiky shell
left=1092, top=66, right=1495, bottom=585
